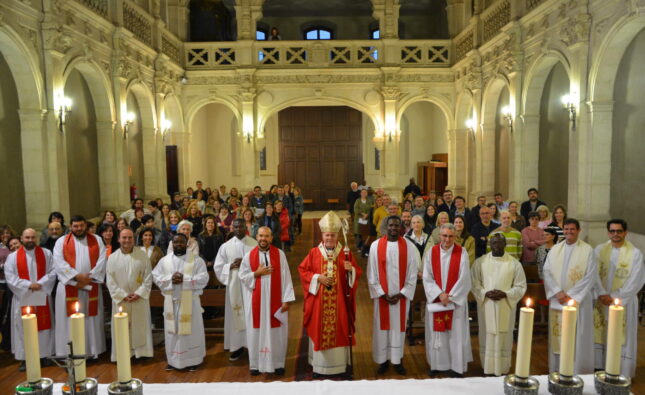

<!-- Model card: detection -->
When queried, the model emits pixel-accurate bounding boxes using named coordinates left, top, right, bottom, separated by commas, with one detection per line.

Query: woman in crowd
left=167, top=210, right=181, bottom=234
left=137, top=227, right=164, bottom=268
left=195, top=191, right=206, bottom=212
left=255, top=203, right=281, bottom=247
left=99, top=210, right=117, bottom=226
left=183, top=202, right=203, bottom=237
left=423, top=205, right=438, bottom=235
left=215, top=205, right=234, bottom=236
left=179, top=197, right=191, bottom=216
left=205, top=198, right=222, bottom=216
left=198, top=216, right=224, bottom=270
left=229, top=187, right=241, bottom=202
left=293, top=187, right=304, bottom=236
left=405, top=215, right=430, bottom=278
left=167, top=220, right=200, bottom=256
left=508, top=201, right=526, bottom=231
left=235, top=195, right=254, bottom=219
left=353, top=188, right=372, bottom=251
left=115, top=217, right=128, bottom=233
left=210, top=189, right=223, bottom=205
left=521, top=211, right=545, bottom=264
left=97, top=223, right=119, bottom=257
left=160, top=204, right=171, bottom=230
left=536, top=205, right=552, bottom=229
left=0, top=225, right=16, bottom=249
left=274, top=200, right=291, bottom=251
left=129, top=208, right=145, bottom=233
left=430, top=211, right=451, bottom=245
left=454, top=215, right=475, bottom=265
left=39, top=212, right=66, bottom=245
left=242, top=209, right=255, bottom=237
left=547, top=204, right=567, bottom=242
left=487, top=203, right=501, bottom=226
left=535, top=227, right=559, bottom=280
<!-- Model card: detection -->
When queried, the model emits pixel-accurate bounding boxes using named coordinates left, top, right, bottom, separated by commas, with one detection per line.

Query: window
left=259, top=147, right=267, bottom=171
left=256, top=30, right=267, bottom=40
left=371, top=29, right=380, bottom=39
left=305, top=28, right=332, bottom=40
left=375, top=148, right=381, bottom=170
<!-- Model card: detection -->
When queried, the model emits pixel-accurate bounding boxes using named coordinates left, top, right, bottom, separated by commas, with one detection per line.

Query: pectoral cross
left=233, top=304, right=243, bottom=316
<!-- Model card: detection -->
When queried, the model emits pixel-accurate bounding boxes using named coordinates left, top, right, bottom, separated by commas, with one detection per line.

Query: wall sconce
left=501, top=105, right=513, bottom=133
left=123, top=112, right=136, bottom=140
left=242, top=115, right=254, bottom=143
left=160, top=118, right=172, bottom=141
left=56, top=95, right=72, bottom=133
left=466, top=118, right=476, bottom=138
left=561, top=94, right=576, bottom=130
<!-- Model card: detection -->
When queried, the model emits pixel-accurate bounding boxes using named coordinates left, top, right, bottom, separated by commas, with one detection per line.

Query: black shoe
left=312, top=372, right=322, bottom=379
left=274, top=367, right=285, bottom=375
left=376, top=361, right=389, bottom=374
left=187, top=365, right=199, bottom=372
left=229, top=348, right=244, bottom=361
left=449, top=370, right=464, bottom=378
left=41, top=358, right=53, bottom=367
left=428, top=369, right=440, bottom=377
left=250, top=369, right=260, bottom=376
left=394, top=363, right=407, bottom=375
left=165, top=364, right=174, bottom=371
left=18, top=361, right=26, bottom=372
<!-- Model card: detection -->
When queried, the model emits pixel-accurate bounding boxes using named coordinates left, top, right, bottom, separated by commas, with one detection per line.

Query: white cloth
left=592, top=243, right=644, bottom=378
left=53, top=234, right=107, bottom=358
left=239, top=248, right=295, bottom=373
left=471, top=253, right=527, bottom=376
left=214, top=236, right=257, bottom=351
left=422, top=244, right=472, bottom=373
left=167, top=238, right=200, bottom=257
left=4, top=248, right=56, bottom=360
left=152, top=253, right=209, bottom=369
left=543, top=239, right=596, bottom=375
left=367, top=239, right=418, bottom=365
left=105, top=248, right=153, bottom=360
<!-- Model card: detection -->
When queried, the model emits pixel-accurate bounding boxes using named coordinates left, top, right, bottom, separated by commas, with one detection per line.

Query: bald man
left=4, top=229, right=56, bottom=371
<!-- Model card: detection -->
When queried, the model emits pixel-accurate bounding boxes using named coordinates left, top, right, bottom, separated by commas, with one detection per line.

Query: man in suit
left=438, top=190, right=455, bottom=214
left=520, top=188, right=547, bottom=222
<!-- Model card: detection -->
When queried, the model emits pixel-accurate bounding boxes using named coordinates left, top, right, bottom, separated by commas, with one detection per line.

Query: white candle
left=605, top=299, right=624, bottom=376
left=515, top=298, right=534, bottom=378
left=21, top=306, right=41, bottom=383
left=70, top=301, right=86, bottom=382
left=114, top=306, right=132, bottom=383
left=559, top=299, right=577, bottom=377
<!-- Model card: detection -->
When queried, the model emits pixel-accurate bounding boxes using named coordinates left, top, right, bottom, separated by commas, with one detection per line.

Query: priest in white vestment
left=471, top=233, right=527, bottom=376
left=4, top=229, right=56, bottom=370
left=53, top=216, right=107, bottom=358
left=543, top=218, right=597, bottom=375
left=239, top=226, right=295, bottom=375
left=152, top=233, right=209, bottom=371
left=214, top=218, right=257, bottom=361
left=422, top=223, right=472, bottom=377
left=367, top=215, right=418, bottom=375
left=592, top=219, right=645, bottom=378
left=106, top=228, right=153, bottom=361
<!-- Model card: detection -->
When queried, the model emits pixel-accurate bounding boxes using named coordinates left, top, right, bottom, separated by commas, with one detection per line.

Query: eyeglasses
left=608, top=229, right=625, bottom=234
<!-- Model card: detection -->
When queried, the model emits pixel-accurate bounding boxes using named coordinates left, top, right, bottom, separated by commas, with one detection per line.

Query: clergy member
left=214, top=218, right=258, bottom=361
left=152, top=233, right=208, bottom=371
left=4, top=228, right=56, bottom=371
left=106, top=228, right=153, bottom=361
left=471, top=233, right=527, bottom=376
left=53, top=215, right=107, bottom=358
left=593, top=219, right=644, bottom=378
left=367, top=215, right=418, bottom=375
left=543, top=218, right=597, bottom=374
left=423, top=223, right=472, bottom=377
left=299, top=211, right=362, bottom=378
left=239, top=226, right=295, bottom=376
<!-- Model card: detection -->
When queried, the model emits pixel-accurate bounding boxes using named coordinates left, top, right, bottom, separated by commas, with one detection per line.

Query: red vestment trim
left=63, top=233, right=100, bottom=316
left=377, top=236, right=407, bottom=332
left=16, top=247, right=52, bottom=331
left=430, top=244, right=462, bottom=332
left=249, top=246, right=282, bottom=329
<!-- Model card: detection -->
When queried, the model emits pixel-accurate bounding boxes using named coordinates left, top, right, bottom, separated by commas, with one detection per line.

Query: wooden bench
left=525, top=283, right=548, bottom=326
left=303, top=199, right=313, bottom=205
left=522, top=264, right=541, bottom=283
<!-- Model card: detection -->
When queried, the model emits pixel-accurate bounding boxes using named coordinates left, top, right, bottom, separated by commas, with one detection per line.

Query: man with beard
left=152, top=234, right=209, bottom=371
left=214, top=218, right=258, bottom=361
left=53, top=215, right=107, bottom=359
left=4, top=229, right=56, bottom=371
left=40, top=222, right=64, bottom=251
left=239, top=227, right=295, bottom=376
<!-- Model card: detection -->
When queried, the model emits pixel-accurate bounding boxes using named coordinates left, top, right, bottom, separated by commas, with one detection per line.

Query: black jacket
left=520, top=199, right=547, bottom=221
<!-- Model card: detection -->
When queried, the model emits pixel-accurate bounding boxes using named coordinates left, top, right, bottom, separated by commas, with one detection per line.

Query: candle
left=70, top=301, right=86, bottom=382
left=21, top=306, right=41, bottom=383
left=515, top=298, right=534, bottom=378
left=605, top=298, right=624, bottom=376
left=559, top=299, right=577, bottom=376
left=114, top=306, right=132, bottom=383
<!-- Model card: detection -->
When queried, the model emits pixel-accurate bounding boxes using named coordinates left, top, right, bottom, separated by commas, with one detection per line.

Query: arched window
left=371, top=29, right=380, bottom=40
left=256, top=30, right=267, bottom=40
left=305, top=28, right=332, bottom=40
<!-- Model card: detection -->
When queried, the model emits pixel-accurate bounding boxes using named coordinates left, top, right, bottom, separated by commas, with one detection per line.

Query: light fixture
left=561, top=93, right=576, bottom=130
left=242, top=115, right=254, bottom=143
left=160, top=118, right=172, bottom=141
left=466, top=118, right=476, bottom=139
left=56, top=95, right=72, bottom=133
left=123, top=112, right=136, bottom=139
left=501, top=105, right=513, bottom=133
left=180, top=74, right=188, bottom=84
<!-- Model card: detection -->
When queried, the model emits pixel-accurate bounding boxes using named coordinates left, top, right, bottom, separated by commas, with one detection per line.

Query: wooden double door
left=278, top=106, right=364, bottom=210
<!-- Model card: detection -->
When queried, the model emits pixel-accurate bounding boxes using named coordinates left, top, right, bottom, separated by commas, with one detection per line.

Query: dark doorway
left=278, top=106, right=364, bottom=210
left=165, top=145, right=179, bottom=196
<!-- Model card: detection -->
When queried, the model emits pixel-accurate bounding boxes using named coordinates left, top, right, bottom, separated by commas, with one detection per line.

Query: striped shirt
left=487, top=227, right=523, bottom=260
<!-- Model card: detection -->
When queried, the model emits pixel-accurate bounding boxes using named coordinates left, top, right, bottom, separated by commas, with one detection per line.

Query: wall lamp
left=501, top=105, right=513, bottom=133
left=56, top=95, right=72, bottom=133
left=161, top=118, right=172, bottom=141
left=561, top=94, right=576, bottom=131
left=123, top=112, right=136, bottom=140
left=466, top=118, right=476, bottom=138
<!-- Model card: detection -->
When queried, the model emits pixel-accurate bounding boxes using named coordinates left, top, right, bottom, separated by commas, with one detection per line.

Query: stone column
left=446, top=0, right=466, bottom=37
left=381, top=87, right=401, bottom=193
left=96, top=121, right=121, bottom=210
left=167, top=0, right=190, bottom=41
left=372, top=0, right=400, bottom=39
left=448, top=128, right=469, bottom=197
left=240, top=92, right=258, bottom=190
left=517, top=113, right=540, bottom=194
left=142, top=126, right=160, bottom=199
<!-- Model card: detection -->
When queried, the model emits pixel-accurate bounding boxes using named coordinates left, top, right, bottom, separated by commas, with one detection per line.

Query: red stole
left=377, top=236, right=408, bottom=332
left=16, top=247, right=52, bottom=331
left=430, top=244, right=463, bottom=332
left=249, top=246, right=282, bottom=329
left=63, top=234, right=100, bottom=316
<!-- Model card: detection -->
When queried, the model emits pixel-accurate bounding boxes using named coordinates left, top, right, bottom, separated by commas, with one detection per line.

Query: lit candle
left=515, top=298, right=534, bottom=378
left=559, top=299, right=577, bottom=377
left=114, top=306, right=132, bottom=383
left=21, top=306, right=41, bottom=383
left=605, top=298, right=624, bottom=376
left=70, top=301, right=86, bottom=382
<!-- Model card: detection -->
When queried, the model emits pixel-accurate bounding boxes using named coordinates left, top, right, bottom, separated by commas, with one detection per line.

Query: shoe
left=165, top=364, right=174, bottom=371
left=250, top=369, right=260, bottom=376
left=312, top=372, right=322, bottom=379
left=393, top=363, right=407, bottom=375
left=376, top=361, right=389, bottom=374
left=41, top=358, right=53, bottom=367
left=229, top=348, right=244, bottom=361
left=274, top=367, right=285, bottom=375
left=449, top=370, right=464, bottom=378
left=187, top=365, right=199, bottom=372
left=19, top=361, right=26, bottom=372
left=428, top=369, right=440, bottom=377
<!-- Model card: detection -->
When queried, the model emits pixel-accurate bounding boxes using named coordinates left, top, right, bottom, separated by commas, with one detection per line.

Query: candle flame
left=568, top=299, right=575, bottom=307
left=25, top=306, right=31, bottom=315
left=74, top=301, right=80, bottom=313
left=119, top=305, right=123, bottom=314
left=526, top=298, right=532, bottom=308
left=614, top=298, right=621, bottom=306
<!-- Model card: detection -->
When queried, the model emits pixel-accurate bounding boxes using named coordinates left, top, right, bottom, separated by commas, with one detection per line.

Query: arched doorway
left=125, top=83, right=156, bottom=199
left=481, top=79, right=511, bottom=198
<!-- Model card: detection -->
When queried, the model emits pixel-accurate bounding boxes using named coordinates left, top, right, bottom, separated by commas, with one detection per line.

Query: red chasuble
left=430, top=244, right=463, bottom=332
left=298, top=246, right=362, bottom=351
left=63, top=233, right=100, bottom=316
left=249, top=246, right=282, bottom=328
left=377, top=236, right=408, bottom=332
left=16, top=247, right=52, bottom=331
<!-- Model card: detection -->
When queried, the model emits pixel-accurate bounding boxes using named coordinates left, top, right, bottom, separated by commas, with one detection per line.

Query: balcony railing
left=481, top=0, right=511, bottom=44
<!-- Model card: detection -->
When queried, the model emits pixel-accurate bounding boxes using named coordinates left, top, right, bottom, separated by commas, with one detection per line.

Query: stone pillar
left=240, top=92, right=258, bottom=190
left=448, top=128, right=469, bottom=197
left=235, top=0, right=264, bottom=41
left=381, top=87, right=401, bottom=193
left=446, top=0, right=466, bottom=37
left=517, top=113, right=540, bottom=195
left=372, top=0, right=400, bottom=39
left=167, top=0, right=190, bottom=41
left=96, top=121, right=121, bottom=210
left=142, top=126, right=160, bottom=199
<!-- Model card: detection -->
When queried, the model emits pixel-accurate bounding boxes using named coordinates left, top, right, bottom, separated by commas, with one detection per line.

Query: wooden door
left=165, top=145, right=179, bottom=196
left=278, top=106, right=363, bottom=210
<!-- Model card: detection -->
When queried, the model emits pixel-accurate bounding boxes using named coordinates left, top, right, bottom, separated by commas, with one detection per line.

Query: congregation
left=0, top=180, right=642, bottom=382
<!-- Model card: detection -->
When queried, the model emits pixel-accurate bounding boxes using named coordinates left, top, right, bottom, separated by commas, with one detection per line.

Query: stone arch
left=397, top=94, right=454, bottom=134
left=163, top=93, right=185, bottom=134
left=522, top=50, right=571, bottom=115
left=185, top=97, right=241, bottom=131
left=481, top=77, right=511, bottom=198
left=62, top=57, right=114, bottom=123
left=0, top=26, right=43, bottom=110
